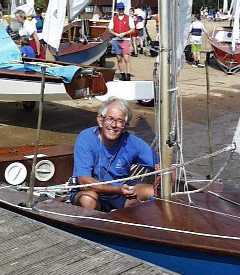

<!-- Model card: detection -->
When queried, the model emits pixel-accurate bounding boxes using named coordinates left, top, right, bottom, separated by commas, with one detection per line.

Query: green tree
left=193, top=0, right=224, bottom=12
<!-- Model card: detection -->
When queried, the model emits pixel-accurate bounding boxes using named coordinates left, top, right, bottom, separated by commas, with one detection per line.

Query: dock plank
left=0, top=208, right=178, bottom=275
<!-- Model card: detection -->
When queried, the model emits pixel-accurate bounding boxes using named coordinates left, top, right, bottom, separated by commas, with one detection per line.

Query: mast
left=158, top=0, right=174, bottom=199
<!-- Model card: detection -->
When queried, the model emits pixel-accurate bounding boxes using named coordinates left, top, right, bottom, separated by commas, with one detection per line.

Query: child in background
left=189, top=14, right=208, bottom=68
left=20, top=36, right=36, bottom=58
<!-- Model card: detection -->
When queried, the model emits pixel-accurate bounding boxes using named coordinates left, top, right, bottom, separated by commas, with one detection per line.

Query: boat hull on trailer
left=56, top=37, right=109, bottom=65
left=0, top=58, right=114, bottom=102
left=210, top=27, right=240, bottom=74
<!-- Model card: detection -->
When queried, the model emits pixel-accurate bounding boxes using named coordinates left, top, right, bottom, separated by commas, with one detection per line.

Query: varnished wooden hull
left=0, top=145, right=239, bottom=274
left=57, top=21, right=111, bottom=65
left=0, top=58, right=114, bottom=101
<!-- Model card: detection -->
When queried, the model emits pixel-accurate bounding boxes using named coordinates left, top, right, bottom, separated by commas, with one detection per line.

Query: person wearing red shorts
left=109, top=2, right=135, bottom=81
left=15, top=10, right=45, bottom=59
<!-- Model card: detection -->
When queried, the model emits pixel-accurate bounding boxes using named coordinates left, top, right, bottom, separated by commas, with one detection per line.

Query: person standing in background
left=129, top=7, right=138, bottom=57
left=189, top=14, right=208, bottom=68
left=109, top=2, right=135, bottom=81
left=135, top=7, right=146, bottom=54
left=20, top=36, right=36, bottom=58
left=32, top=7, right=44, bottom=34
left=15, top=10, right=42, bottom=57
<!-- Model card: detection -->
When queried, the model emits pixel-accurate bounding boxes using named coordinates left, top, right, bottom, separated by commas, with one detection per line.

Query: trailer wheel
left=22, top=101, right=36, bottom=112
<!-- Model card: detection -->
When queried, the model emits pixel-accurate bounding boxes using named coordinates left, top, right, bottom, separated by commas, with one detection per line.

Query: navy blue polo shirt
left=71, top=127, right=157, bottom=200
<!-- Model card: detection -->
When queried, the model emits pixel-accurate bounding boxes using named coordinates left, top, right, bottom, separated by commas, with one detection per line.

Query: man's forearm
left=109, top=29, right=118, bottom=37
left=78, top=176, right=122, bottom=195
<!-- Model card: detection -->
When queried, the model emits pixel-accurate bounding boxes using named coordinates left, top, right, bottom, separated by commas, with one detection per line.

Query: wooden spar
left=26, top=66, right=46, bottom=208
left=205, top=52, right=214, bottom=178
left=159, top=0, right=173, bottom=199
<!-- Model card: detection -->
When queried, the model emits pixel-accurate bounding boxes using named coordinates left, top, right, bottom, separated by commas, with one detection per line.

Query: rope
left=18, top=144, right=235, bottom=193
left=0, top=196, right=239, bottom=240
left=172, top=149, right=233, bottom=196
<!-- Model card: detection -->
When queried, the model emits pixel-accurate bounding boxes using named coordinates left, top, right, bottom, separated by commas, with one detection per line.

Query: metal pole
left=112, top=0, right=116, bottom=18
left=27, top=66, right=46, bottom=208
left=205, top=52, right=214, bottom=178
left=159, top=0, right=173, bottom=199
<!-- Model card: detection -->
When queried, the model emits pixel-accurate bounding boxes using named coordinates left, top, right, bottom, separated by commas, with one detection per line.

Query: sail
left=42, top=0, right=68, bottom=50
left=11, top=0, right=17, bottom=15
left=11, top=0, right=35, bottom=16
left=232, top=0, right=240, bottom=51
left=176, top=0, right=193, bottom=71
left=68, top=0, right=90, bottom=22
left=223, top=0, right=229, bottom=13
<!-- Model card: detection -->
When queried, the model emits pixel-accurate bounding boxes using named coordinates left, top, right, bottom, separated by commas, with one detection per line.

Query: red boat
left=210, top=26, right=240, bottom=74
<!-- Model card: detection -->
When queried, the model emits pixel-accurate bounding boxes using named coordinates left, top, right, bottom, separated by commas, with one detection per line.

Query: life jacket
left=113, top=15, right=131, bottom=37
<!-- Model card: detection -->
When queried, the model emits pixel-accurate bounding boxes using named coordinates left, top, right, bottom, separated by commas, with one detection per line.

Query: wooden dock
left=0, top=207, right=178, bottom=275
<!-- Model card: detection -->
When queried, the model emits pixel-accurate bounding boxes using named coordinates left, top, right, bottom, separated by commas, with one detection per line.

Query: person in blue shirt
left=32, top=7, right=44, bottom=33
left=20, top=36, right=36, bottom=58
left=70, top=97, right=159, bottom=212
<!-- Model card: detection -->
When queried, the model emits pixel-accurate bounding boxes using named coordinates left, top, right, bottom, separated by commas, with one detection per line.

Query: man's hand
left=121, top=184, right=137, bottom=198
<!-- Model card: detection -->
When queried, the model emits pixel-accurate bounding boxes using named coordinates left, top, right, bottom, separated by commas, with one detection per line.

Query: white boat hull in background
left=97, top=81, right=154, bottom=101
left=0, top=78, right=71, bottom=101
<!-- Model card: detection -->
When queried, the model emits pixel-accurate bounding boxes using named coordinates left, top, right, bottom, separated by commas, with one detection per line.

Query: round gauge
left=35, top=160, right=55, bottom=182
left=5, top=162, right=27, bottom=185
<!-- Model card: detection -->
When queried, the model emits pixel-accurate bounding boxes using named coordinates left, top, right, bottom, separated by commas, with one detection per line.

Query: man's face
left=98, top=104, right=127, bottom=143
left=15, top=14, right=24, bottom=23
left=117, top=8, right=125, bottom=15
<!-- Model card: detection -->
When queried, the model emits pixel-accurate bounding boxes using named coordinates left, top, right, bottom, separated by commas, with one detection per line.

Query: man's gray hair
left=98, top=97, right=132, bottom=123
left=15, top=9, right=26, bottom=18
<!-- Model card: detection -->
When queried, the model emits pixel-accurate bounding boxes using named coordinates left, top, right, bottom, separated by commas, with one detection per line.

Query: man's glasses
left=102, top=116, right=126, bottom=128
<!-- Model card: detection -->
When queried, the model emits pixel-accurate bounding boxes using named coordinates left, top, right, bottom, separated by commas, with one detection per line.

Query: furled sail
left=42, top=0, right=68, bottom=50
left=223, top=0, right=229, bottom=13
left=176, top=0, right=193, bottom=71
left=11, top=0, right=35, bottom=16
left=68, top=0, right=90, bottom=22
left=231, top=0, right=240, bottom=51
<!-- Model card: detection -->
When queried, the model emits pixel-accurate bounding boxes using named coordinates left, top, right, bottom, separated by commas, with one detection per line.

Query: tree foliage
left=193, top=0, right=224, bottom=12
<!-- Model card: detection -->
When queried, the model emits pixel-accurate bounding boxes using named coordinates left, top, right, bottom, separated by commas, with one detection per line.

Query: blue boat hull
left=56, top=40, right=109, bottom=65
left=67, top=229, right=240, bottom=275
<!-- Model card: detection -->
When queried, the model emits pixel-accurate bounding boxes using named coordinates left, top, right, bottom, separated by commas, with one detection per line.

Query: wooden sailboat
left=0, top=1, right=239, bottom=275
left=56, top=19, right=110, bottom=65
left=209, top=0, right=240, bottom=73
left=0, top=18, right=114, bottom=102
left=210, top=26, right=240, bottom=73
left=43, top=0, right=110, bottom=65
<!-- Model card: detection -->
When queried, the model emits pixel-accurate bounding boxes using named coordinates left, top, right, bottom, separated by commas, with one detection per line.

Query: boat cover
left=0, top=23, right=80, bottom=83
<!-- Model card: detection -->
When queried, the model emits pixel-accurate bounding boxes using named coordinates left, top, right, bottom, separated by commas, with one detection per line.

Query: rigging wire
left=17, top=144, right=235, bottom=193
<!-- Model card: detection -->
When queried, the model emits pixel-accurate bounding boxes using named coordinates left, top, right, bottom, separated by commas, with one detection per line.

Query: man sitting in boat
left=70, top=97, right=157, bottom=212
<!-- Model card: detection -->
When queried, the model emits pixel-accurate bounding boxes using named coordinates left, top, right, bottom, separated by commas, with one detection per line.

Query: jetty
left=0, top=207, right=178, bottom=275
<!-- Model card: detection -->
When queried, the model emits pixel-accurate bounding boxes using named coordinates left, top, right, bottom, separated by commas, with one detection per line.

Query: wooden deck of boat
left=0, top=186, right=239, bottom=258
left=0, top=207, right=177, bottom=275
